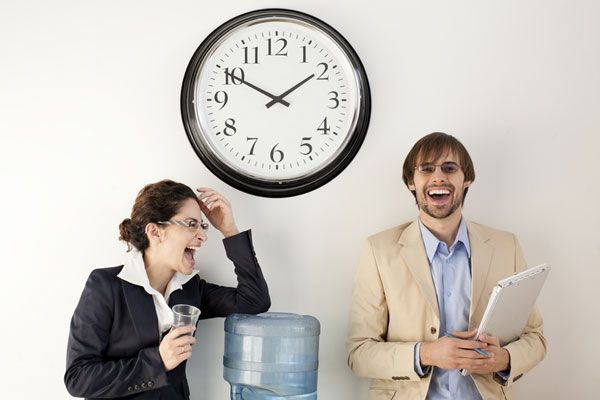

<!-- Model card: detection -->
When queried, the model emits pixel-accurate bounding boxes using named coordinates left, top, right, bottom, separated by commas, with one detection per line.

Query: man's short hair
left=402, top=132, right=475, bottom=200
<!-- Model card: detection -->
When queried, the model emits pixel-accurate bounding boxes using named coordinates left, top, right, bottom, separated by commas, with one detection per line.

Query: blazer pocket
left=368, top=389, right=397, bottom=400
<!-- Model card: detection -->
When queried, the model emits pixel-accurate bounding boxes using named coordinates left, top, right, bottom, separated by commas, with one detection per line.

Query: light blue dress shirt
left=413, top=218, right=483, bottom=400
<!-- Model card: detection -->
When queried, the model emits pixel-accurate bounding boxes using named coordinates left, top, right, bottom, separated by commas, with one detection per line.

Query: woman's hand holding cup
left=159, top=325, right=196, bottom=371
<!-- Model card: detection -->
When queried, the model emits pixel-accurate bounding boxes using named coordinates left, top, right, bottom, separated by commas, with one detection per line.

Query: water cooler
left=223, top=312, right=320, bottom=399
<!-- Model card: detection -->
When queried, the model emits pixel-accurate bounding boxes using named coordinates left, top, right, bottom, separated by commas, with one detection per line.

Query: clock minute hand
left=266, top=74, right=316, bottom=109
left=225, top=70, right=290, bottom=107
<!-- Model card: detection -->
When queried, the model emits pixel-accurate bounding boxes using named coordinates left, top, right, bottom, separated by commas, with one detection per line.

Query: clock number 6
left=270, top=143, right=284, bottom=163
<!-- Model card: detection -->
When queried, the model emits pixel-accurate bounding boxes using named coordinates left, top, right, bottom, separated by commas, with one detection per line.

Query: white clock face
left=182, top=10, right=370, bottom=197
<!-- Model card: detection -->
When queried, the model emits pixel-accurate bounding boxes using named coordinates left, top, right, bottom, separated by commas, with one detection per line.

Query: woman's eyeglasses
left=415, top=162, right=461, bottom=175
left=156, top=219, right=209, bottom=231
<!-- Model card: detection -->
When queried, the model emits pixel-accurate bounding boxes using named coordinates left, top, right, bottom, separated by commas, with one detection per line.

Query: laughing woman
left=65, top=180, right=270, bottom=399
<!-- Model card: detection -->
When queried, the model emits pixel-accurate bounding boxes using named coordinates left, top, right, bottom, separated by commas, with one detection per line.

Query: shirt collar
left=117, top=249, right=199, bottom=298
left=418, top=217, right=471, bottom=263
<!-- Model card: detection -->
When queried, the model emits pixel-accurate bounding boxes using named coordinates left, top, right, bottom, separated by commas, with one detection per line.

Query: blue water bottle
left=223, top=312, right=320, bottom=399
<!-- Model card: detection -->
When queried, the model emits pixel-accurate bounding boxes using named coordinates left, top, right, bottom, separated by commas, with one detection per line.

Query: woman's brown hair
left=118, top=180, right=198, bottom=252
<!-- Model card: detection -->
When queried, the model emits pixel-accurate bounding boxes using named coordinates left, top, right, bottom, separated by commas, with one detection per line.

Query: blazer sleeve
left=199, top=230, right=271, bottom=318
left=497, top=235, right=548, bottom=386
left=64, top=269, right=169, bottom=398
left=346, top=238, right=421, bottom=381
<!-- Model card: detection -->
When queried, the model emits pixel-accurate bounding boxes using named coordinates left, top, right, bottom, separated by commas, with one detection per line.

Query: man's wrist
left=419, top=341, right=431, bottom=367
left=498, top=347, right=511, bottom=372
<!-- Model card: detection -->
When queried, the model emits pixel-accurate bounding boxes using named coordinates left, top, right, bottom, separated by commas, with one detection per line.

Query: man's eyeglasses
left=415, top=162, right=461, bottom=175
left=156, top=219, right=209, bottom=232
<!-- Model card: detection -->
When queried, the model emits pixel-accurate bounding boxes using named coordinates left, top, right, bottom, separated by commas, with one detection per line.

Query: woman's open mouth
left=184, top=246, right=199, bottom=265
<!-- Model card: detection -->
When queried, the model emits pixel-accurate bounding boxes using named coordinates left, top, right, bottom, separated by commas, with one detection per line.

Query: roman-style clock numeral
left=246, top=137, right=258, bottom=155
left=328, top=91, right=339, bottom=109
left=267, top=38, right=288, bottom=56
left=300, top=46, right=308, bottom=63
left=317, top=117, right=330, bottom=135
left=214, top=91, right=228, bottom=110
left=270, top=143, right=284, bottom=163
left=223, top=118, right=237, bottom=136
left=300, top=137, right=313, bottom=155
left=224, top=67, right=245, bottom=85
left=243, top=46, right=259, bottom=64
left=316, top=62, right=329, bottom=80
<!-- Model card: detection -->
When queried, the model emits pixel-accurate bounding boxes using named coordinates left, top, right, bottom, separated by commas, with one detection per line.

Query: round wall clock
left=181, top=8, right=371, bottom=197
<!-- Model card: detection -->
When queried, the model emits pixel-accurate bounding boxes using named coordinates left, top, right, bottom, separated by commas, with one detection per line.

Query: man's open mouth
left=426, top=188, right=452, bottom=202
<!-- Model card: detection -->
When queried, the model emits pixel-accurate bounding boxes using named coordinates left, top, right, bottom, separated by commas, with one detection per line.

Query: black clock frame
left=181, top=8, right=371, bottom=198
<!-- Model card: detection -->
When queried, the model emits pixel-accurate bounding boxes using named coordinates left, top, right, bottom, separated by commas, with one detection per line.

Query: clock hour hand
left=266, top=74, right=315, bottom=109
left=225, top=70, right=290, bottom=107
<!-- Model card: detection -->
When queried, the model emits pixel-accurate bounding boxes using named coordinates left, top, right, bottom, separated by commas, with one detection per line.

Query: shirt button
left=446, top=292, right=451, bottom=297
left=430, top=327, right=437, bottom=334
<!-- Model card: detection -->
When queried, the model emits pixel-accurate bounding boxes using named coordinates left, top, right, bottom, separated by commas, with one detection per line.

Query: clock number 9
left=223, top=118, right=237, bottom=136
left=270, top=143, right=284, bottom=163
left=214, top=91, right=228, bottom=110
left=224, top=67, right=245, bottom=85
left=316, top=62, right=329, bottom=80
left=300, top=137, right=313, bottom=155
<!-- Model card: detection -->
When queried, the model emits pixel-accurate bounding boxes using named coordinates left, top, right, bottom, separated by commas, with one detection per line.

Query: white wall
left=1, top=0, right=598, bottom=398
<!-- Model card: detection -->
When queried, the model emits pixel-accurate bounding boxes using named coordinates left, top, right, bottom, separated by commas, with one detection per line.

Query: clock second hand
left=225, top=70, right=290, bottom=107
left=265, top=74, right=316, bottom=109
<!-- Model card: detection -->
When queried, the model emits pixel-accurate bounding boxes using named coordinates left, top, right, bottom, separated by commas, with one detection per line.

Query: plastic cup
left=172, top=304, right=201, bottom=334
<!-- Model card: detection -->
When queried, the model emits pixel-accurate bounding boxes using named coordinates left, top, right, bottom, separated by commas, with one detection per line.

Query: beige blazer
left=346, top=220, right=546, bottom=400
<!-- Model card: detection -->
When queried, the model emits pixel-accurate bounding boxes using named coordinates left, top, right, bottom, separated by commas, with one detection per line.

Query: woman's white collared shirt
left=116, top=250, right=199, bottom=335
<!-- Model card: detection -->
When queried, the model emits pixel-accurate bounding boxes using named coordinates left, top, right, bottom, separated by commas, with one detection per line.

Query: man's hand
left=464, top=332, right=510, bottom=375
left=420, top=329, right=493, bottom=371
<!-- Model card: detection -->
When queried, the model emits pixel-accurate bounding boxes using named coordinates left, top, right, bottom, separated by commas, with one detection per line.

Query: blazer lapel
left=121, top=280, right=160, bottom=346
left=467, top=221, right=494, bottom=326
left=398, top=221, right=440, bottom=320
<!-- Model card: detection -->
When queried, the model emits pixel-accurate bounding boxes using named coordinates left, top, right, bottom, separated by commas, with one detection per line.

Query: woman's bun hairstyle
left=118, top=180, right=198, bottom=252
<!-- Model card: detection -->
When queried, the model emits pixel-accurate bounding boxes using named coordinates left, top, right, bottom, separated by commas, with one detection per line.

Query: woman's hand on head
left=159, top=325, right=196, bottom=371
left=196, top=187, right=239, bottom=237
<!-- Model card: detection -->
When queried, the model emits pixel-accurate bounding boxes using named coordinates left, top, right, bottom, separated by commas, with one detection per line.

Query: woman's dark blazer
left=65, top=231, right=270, bottom=399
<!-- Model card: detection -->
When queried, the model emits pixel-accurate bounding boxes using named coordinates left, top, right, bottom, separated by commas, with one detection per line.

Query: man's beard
left=418, top=185, right=464, bottom=219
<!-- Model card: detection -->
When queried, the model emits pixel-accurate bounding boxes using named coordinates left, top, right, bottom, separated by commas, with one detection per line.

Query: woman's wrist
left=221, top=227, right=240, bottom=238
